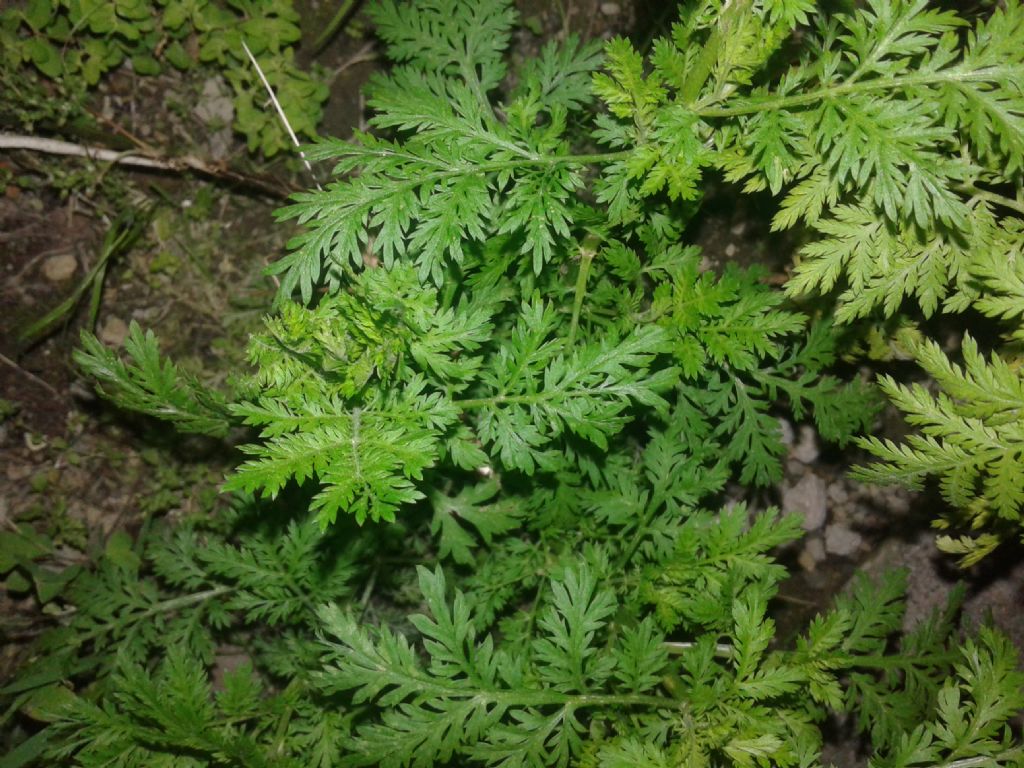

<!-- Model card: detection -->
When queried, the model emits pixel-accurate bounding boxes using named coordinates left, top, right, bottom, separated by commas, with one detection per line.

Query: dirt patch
left=0, top=195, right=96, bottom=435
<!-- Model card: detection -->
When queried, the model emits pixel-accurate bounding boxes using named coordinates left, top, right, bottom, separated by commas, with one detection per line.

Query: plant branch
left=936, top=752, right=1024, bottom=768
left=695, top=65, right=1020, bottom=118
left=958, top=183, right=1024, bottom=216
left=680, top=0, right=751, bottom=104
left=0, top=133, right=296, bottom=199
left=74, top=585, right=235, bottom=648
left=241, top=39, right=322, bottom=191
left=0, top=352, right=65, bottom=401
left=568, top=234, right=600, bottom=345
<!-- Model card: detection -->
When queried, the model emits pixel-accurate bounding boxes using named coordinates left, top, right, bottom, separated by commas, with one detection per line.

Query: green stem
left=364, top=659, right=673, bottom=711
left=851, top=651, right=960, bottom=670
left=455, top=380, right=636, bottom=410
left=680, top=0, right=752, bottom=104
left=334, top=147, right=627, bottom=172
left=296, top=152, right=628, bottom=233
left=455, top=393, right=549, bottom=409
left=75, top=585, right=234, bottom=647
left=568, top=234, right=600, bottom=345
left=431, top=683, right=671, bottom=711
left=695, top=66, right=1019, bottom=118
left=312, top=0, right=362, bottom=53
left=273, top=680, right=304, bottom=756
left=958, top=183, right=1024, bottom=216
left=665, top=641, right=734, bottom=658
left=936, top=755, right=1024, bottom=768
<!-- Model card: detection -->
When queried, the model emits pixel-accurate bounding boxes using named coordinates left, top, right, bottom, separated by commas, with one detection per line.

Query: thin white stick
left=240, top=40, right=322, bottom=190
left=1, top=133, right=291, bottom=198
left=0, top=134, right=176, bottom=170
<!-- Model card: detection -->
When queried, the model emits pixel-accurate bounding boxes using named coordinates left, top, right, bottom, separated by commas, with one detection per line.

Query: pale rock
left=724, top=242, right=737, bottom=257
left=827, top=483, right=849, bottom=505
left=825, top=523, right=863, bottom=556
left=886, top=490, right=911, bottom=515
left=782, top=473, right=827, bottom=531
left=805, top=536, right=826, bottom=562
left=778, top=417, right=795, bottom=446
left=6, top=463, right=34, bottom=482
left=195, top=77, right=235, bottom=162
left=99, top=316, right=129, bottom=346
left=799, top=536, right=826, bottom=571
left=600, top=2, right=621, bottom=15
left=42, top=253, right=77, bottom=282
left=791, top=424, right=819, bottom=463
left=797, top=548, right=817, bottom=572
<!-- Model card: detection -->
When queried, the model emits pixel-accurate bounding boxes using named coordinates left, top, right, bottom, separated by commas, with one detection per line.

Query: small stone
left=778, top=417, right=795, bottom=446
left=730, top=222, right=747, bottom=237
left=6, top=463, right=34, bottom=482
left=831, top=503, right=850, bottom=523
left=600, top=2, right=621, bottom=15
left=827, top=483, right=849, bottom=505
left=782, top=473, right=828, bottom=531
left=886, top=490, right=911, bottom=515
left=724, top=243, right=738, bottom=257
left=791, top=424, right=819, bottom=464
left=805, top=536, right=826, bottom=562
left=196, top=78, right=234, bottom=127
left=797, top=548, right=817, bottom=572
left=825, top=524, right=863, bottom=556
left=195, top=77, right=235, bottom=161
left=42, top=253, right=77, bottom=282
left=785, top=458, right=804, bottom=477
left=799, top=536, right=826, bottom=570
left=98, top=316, right=129, bottom=347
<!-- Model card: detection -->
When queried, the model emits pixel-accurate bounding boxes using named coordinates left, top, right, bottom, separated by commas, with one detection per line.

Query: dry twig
left=0, top=133, right=296, bottom=199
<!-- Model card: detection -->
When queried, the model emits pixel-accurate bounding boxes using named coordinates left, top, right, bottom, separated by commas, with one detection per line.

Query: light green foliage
left=846, top=204, right=1024, bottom=554
left=0, top=0, right=327, bottom=155
left=640, top=505, right=802, bottom=632
left=585, top=0, right=1024, bottom=550
left=74, top=321, right=232, bottom=438
left=588, top=0, right=1024, bottom=316
left=867, top=628, right=1024, bottom=768
left=646, top=246, right=877, bottom=483
left=272, top=0, right=601, bottom=299
left=853, top=334, right=1024, bottom=564
left=12, top=1, right=1024, bottom=766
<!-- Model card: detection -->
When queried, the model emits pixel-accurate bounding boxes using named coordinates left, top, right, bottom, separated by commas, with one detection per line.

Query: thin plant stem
left=568, top=234, right=600, bottom=345
left=241, top=39, right=322, bottom=190
left=695, top=65, right=1020, bottom=118
left=958, top=183, right=1024, bottom=216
